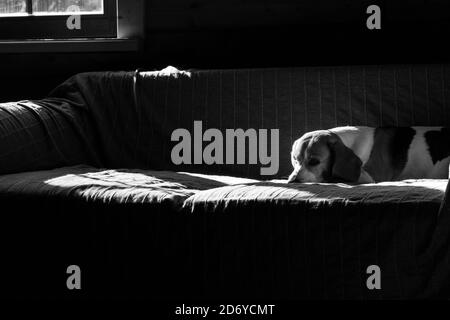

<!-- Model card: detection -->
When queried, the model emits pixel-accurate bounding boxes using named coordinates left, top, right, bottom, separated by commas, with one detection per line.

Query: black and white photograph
left=1, top=0, right=450, bottom=314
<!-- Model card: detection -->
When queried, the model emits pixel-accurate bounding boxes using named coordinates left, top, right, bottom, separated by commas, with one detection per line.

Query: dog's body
left=288, top=126, right=450, bottom=184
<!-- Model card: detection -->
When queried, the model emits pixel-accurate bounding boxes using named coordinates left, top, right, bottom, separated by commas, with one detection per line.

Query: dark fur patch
left=424, top=128, right=450, bottom=164
left=364, top=127, right=416, bottom=182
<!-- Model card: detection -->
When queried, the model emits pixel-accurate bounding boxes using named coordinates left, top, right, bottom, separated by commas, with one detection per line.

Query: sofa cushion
left=183, top=179, right=448, bottom=212
left=0, top=165, right=257, bottom=209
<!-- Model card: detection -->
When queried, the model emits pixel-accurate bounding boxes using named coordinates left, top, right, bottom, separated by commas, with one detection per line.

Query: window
left=0, top=0, right=117, bottom=39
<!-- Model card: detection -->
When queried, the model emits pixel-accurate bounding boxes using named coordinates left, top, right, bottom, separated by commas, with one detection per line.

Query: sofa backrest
left=48, top=65, right=450, bottom=179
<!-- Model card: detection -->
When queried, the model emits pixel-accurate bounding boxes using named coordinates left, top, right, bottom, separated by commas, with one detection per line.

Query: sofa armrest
left=0, top=98, right=100, bottom=175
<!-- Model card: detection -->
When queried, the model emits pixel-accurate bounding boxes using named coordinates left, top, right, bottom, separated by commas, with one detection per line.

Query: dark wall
left=145, top=0, right=450, bottom=69
left=1, top=0, right=450, bottom=101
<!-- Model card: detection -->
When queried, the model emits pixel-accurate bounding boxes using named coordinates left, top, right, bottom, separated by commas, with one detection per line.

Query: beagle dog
left=288, top=126, right=450, bottom=184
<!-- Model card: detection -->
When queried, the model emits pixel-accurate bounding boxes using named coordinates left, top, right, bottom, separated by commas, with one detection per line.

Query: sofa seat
left=0, top=165, right=257, bottom=208
left=184, top=179, right=448, bottom=211
left=0, top=165, right=448, bottom=298
left=2, top=165, right=444, bottom=211
left=0, top=165, right=260, bottom=298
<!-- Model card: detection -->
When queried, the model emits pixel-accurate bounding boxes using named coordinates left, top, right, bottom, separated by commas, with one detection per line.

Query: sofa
left=1, top=65, right=450, bottom=299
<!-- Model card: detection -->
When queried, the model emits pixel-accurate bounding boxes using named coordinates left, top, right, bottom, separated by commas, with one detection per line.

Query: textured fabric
left=0, top=166, right=260, bottom=299
left=0, top=99, right=99, bottom=175
left=45, top=65, right=450, bottom=179
left=0, top=165, right=255, bottom=208
left=2, top=66, right=450, bottom=299
left=184, top=179, right=447, bottom=210
left=182, top=179, right=448, bottom=299
left=2, top=66, right=450, bottom=178
left=419, top=180, right=450, bottom=297
left=0, top=163, right=447, bottom=299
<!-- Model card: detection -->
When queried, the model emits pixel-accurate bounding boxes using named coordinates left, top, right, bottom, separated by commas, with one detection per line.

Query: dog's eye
left=308, top=158, right=320, bottom=166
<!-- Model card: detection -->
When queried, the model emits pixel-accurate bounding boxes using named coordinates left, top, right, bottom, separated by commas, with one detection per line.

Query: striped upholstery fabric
left=45, top=65, right=450, bottom=179
left=1, top=66, right=450, bottom=299
left=182, top=179, right=447, bottom=299
left=0, top=99, right=100, bottom=175
left=148, top=65, right=450, bottom=178
left=2, top=65, right=450, bottom=178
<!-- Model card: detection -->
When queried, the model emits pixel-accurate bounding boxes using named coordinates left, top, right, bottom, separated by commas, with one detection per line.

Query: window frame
left=0, top=0, right=117, bottom=40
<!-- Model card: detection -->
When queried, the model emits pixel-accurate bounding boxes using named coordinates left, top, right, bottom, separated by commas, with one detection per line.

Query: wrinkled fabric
left=184, top=179, right=447, bottom=211
left=182, top=179, right=448, bottom=299
left=1, top=65, right=450, bottom=299
left=0, top=165, right=256, bottom=208
left=1, top=164, right=447, bottom=299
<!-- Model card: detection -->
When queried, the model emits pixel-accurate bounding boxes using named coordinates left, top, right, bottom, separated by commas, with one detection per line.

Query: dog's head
left=288, top=130, right=362, bottom=183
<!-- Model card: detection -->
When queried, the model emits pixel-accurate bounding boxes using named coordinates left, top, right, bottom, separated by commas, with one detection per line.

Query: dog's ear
left=287, top=167, right=300, bottom=183
left=327, top=134, right=362, bottom=182
left=287, top=139, right=302, bottom=183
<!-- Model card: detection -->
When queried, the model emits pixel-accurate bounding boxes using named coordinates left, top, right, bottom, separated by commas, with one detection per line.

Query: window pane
left=0, top=0, right=27, bottom=16
left=32, top=0, right=103, bottom=15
